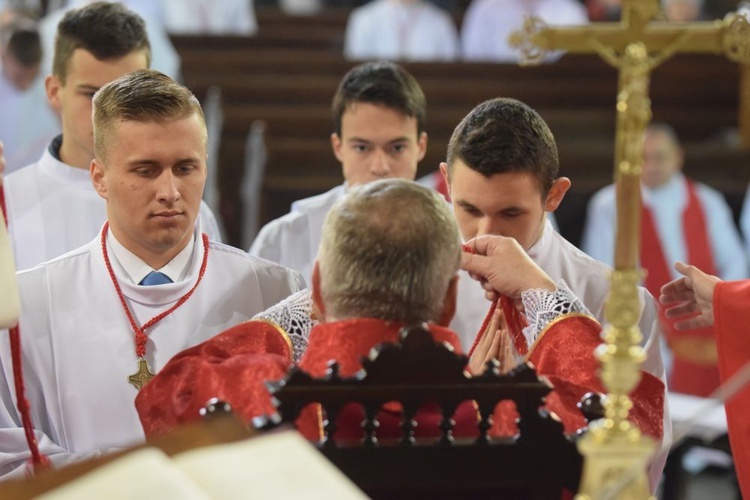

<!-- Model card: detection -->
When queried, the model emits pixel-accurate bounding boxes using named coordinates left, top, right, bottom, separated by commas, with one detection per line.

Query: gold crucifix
left=511, top=4, right=750, bottom=499
left=128, top=357, right=156, bottom=391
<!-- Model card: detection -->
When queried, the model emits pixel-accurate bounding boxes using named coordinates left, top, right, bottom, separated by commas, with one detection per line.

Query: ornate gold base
left=575, top=420, right=655, bottom=500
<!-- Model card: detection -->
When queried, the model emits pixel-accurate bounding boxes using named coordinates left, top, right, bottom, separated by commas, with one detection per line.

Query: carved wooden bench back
left=254, top=324, right=586, bottom=499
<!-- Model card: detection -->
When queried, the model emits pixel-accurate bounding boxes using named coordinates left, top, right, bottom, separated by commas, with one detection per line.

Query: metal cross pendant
left=128, top=357, right=155, bottom=391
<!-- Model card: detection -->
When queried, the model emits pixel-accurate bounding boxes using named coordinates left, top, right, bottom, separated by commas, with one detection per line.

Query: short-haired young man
left=249, top=60, right=428, bottom=285
left=0, top=15, right=59, bottom=172
left=440, top=97, right=670, bottom=488
left=3, top=1, right=220, bottom=271
left=0, top=69, right=302, bottom=479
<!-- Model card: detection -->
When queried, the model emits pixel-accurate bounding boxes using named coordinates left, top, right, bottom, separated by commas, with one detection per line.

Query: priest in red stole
left=583, top=123, right=748, bottom=396
left=661, top=261, right=750, bottom=498
left=136, top=180, right=663, bottom=450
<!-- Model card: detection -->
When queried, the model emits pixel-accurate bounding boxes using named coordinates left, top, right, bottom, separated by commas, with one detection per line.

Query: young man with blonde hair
left=0, top=69, right=302, bottom=479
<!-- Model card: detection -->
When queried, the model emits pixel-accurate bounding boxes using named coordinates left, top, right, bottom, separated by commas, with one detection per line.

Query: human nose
left=476, top=216, right=501, bottom=237
left=156, top=171, right=180, bottom=203
left=369, top=149, right=392, bottom=178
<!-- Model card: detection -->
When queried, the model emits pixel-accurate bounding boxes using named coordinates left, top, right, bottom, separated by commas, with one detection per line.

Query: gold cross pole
left=511, top=5, right=750, bottom=499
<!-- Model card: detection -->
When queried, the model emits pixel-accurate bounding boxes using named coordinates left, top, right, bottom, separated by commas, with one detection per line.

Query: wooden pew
left=170, top=24, right=748, bottom=247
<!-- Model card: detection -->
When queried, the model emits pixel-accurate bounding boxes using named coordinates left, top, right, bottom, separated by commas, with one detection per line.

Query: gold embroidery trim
left=252, top=318, right=294, bottom=363
left=523, top=312, right=598, bottom=362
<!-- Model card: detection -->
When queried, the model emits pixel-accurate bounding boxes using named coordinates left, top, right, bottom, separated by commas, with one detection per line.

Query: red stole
left=640, top=179, right=720, bottom=396
left=296, top=318, right=478, bottom=441
left=714, top=280, right=750, bottom=499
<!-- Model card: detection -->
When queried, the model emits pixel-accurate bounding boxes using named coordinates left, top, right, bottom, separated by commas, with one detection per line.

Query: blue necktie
left=139, top=271, right=173, bottom=286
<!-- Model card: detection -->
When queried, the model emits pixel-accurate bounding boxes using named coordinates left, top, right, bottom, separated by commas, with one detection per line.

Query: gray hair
left=318, top=179, right=461, bottom=324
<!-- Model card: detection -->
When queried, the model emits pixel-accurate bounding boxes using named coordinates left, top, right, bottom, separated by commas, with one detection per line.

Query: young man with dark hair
left=2, top=1, right=220, bottom=271
left=0, top=69, right=302, bottom=479
left=249, top=60, right=428, bottom=285
left=0, top=15, right=58, bottom=172
left=1, top=16, right=41, bottom=92
left=440, top=97, right=670, bottom=488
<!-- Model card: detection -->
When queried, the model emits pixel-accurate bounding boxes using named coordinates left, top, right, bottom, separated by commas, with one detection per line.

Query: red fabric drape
left=714, top=280, right=750, bottom=499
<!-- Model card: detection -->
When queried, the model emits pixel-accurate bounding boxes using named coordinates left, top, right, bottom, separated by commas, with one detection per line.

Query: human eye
left=352, top=143, right=369, bottom=153
left=79, top=89, right=97, bottom=100
left=502, top=209, right=522, bottom=218
left=133, top=166, right=155, bottom=177
left=175, top=164, right=196, bottom=175
left=461, top=204, right=481, bottom=217
left=390, top=143, right=408, bottom=155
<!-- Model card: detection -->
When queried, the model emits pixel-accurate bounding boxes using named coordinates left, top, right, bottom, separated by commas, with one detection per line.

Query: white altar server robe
left=344, top=0, right=459, bottom=61
left=0, top=227, right=303, bottom=478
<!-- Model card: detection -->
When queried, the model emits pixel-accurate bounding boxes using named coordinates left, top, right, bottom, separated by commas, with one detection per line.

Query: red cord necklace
left=100, top=221, right=209, bottom=390
left=2, top=185, right=50, bottom=470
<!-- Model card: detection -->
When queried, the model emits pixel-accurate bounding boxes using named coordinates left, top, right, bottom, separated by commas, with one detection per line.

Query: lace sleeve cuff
left=252, top=289, right=318, bottom=363
left=520, top=279, right=592, bottom=348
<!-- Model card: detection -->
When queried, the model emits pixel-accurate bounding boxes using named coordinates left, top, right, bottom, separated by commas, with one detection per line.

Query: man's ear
left=416, top=131, right=428, bottom=162
left=544, top=177, right=571, bottom=212
left=439, top=162, right=450, bottom=190
left=437, top=275, right=459, bottom=327
left=330, top=133, right=343, bottom=164
left=90, top=159, right=108, bottom=200
left=45, top=74, right=63, bottom=113
left=311, top=260, right=326, bottom=322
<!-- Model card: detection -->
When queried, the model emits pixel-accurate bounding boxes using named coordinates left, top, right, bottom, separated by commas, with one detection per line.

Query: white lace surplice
left=253, top=289, right=318, bottom=362
left=521, top=279, right=592, bottom=349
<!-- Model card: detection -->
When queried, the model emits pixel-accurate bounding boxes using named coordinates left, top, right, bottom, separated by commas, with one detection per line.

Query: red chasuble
left=641, top=179, right=720, bottom=396
left=489, top=314, right=665, bottom=440
left=138, top=315, right=664, bottom=444
left=295, top=318, right=478, bottom=441
left=713, top=280, right=750, bottom=499
left=136, top=320, right=293, bottom=437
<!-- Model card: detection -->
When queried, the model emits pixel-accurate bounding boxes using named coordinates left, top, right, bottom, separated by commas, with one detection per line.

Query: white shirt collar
left=526, top=216, right=552, bottom=262
left=641, top=172, right=685, bottom=205
left=106, top=228, right=196, bottom=285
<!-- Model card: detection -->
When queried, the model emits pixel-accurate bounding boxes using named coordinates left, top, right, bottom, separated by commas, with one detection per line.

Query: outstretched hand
left=660, top=261, right=721, bottom=330
left=461, top=235, right=555, bottom=301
